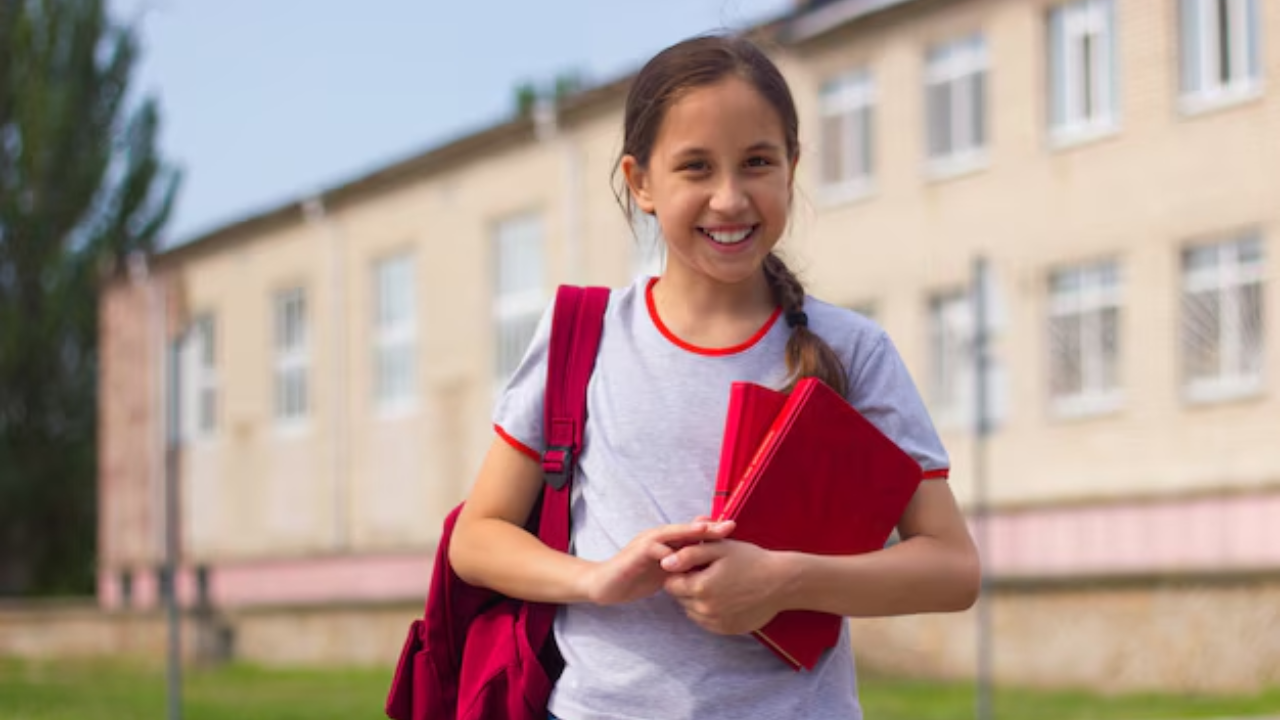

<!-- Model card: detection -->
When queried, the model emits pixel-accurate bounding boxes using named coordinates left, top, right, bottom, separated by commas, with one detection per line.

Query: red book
left=712, top=383, right=788, bottom=519
left=717, top=378, right=925, bottom=671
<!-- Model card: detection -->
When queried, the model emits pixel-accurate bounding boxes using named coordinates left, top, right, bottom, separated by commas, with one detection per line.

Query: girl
left=450, top=34, right=980, bottom=720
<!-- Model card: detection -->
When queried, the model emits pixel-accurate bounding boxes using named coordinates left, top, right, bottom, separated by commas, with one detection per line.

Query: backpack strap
left=522, top=285, right=607, bottom=661
left=536, top=285, right=609, bottom=553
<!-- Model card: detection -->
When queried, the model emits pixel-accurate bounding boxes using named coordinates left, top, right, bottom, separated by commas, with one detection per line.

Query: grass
left=859, top=673, right=1280, bottom=720
left=2, top=658, right=1279, bottom=720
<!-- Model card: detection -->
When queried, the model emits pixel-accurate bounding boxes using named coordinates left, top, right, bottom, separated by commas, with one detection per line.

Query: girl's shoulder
left=803, top=296, right=886, bottom=345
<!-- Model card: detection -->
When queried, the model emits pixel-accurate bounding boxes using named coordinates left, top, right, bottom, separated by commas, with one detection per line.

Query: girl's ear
left=788, top=146, right=801, bottom=189
left=620, top=155, right=656, bottom=215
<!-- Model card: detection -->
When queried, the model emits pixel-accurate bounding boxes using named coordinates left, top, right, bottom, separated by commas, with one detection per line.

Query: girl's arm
left=450, top=437, right=735, bottom=606
left=662, top=480, right=978, bottom=633
left=771, top=479, right=979, bottom=617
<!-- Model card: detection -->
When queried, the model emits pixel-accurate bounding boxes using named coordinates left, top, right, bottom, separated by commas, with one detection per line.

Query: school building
left=92, top=0, right=1280, bottom=691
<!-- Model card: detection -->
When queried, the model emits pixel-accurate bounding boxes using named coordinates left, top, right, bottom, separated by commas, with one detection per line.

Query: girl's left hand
left=660, top=539, right=792, bottom=635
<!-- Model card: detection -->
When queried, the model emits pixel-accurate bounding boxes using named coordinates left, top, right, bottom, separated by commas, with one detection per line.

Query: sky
left=107, top=0, right=795, bottom=245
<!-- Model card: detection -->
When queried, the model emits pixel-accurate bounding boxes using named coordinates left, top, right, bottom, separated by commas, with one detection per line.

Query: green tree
left=0, top=0, right=180, bottom=595
left=512, top=69, right=585, bottom=117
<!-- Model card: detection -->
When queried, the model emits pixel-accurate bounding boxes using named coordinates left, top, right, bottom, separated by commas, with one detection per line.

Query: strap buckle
left=541, top=445, right=574, bottom=490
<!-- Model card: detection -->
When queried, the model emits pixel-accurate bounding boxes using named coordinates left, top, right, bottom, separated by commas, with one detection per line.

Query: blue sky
left=108, top=0, right=794, bottom=244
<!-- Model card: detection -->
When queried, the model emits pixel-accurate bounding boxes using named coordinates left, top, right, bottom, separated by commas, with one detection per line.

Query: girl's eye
left=681, top=160, right=710, bottom=172
left=746, top=156, right=773, bottom=168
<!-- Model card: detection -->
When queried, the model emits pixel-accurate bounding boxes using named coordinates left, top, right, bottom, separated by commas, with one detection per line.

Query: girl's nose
left=709, top=176, right=749, bottom=215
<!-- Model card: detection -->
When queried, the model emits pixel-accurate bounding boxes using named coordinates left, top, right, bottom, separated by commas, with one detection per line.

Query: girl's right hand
left=581, top=520, right=735, bottom=606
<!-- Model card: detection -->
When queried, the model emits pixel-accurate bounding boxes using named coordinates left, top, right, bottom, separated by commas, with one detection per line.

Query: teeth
left=703, top=227, right=754, bottom=244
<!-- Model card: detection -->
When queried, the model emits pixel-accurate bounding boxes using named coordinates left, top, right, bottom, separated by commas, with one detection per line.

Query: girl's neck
left=650, top=264, right=777, bottom=349
left=655, top=264, right=773, bottom=316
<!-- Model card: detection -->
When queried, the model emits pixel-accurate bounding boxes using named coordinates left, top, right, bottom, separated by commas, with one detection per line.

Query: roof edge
left=158, top=2, right=915, bottom=262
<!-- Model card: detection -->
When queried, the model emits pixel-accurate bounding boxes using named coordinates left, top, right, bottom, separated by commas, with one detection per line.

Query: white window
left=1048, top=0, right=1118, bottom=143
left=1180, top=0, right=1263, bottom=110
left=183, top=313, right=217, bottom=440
left=1181, top=234, right=1265, bottom=402
left=929, top=290, right=1007, bottom=429
left=819, top=69, right=875, bottom=199
left=925, top=34, right=988, bottom=174
left=632, top=212, right=665, bottom=279
left=374, top=254, right=417, bottom=412
left=929, top=292, right=975, bottom=427
left=494, top=214, right=545, bottom=386
left=1048, top=261, right=1122, bottom=416
left=274, top=288, right=308, bottom=424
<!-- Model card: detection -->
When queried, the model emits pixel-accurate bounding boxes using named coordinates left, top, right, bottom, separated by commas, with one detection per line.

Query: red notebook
left=712, top=383, right=789, bottom=519
left=716, top=378, right=925, bottom=671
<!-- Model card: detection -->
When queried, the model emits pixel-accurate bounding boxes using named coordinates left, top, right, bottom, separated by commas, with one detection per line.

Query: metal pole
left=972, top=256, right=993, bottom=720
left=164, top=336, right=184, bottom=720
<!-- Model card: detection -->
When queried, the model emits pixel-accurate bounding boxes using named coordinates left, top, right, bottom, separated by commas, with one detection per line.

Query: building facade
left=97, top=0, right=1279, bottom=687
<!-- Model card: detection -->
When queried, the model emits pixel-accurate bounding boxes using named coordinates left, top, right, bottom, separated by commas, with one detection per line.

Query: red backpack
left=385, top=285, right=610, bottom=720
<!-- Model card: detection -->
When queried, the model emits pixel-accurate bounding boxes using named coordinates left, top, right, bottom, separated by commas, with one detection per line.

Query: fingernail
left=662, top=556, right=678, bottom=570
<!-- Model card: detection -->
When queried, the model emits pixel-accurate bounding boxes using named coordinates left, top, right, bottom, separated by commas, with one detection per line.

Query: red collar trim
left=645, top=277, right=782, bottom=357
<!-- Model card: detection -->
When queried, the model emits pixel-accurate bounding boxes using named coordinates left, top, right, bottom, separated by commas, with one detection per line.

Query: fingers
left=663, top=570, right=697, bottom=599
left=648, top=520, right=735, bottom=549
left=661, top=542, right=727, bottom=573
left=645, top=539, right=676, bottom=563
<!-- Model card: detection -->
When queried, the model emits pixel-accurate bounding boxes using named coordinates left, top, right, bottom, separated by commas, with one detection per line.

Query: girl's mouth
left=698, top=224, right=759, bottom=246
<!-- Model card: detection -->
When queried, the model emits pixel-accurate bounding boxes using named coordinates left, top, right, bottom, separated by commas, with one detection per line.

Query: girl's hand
left=581, top=520, right=735, bottom=606
left=661, top=540, right=793, bottom=635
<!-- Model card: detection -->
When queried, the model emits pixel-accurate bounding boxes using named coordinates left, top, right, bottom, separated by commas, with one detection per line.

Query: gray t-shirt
left=494, top=276, right=949, bottom=720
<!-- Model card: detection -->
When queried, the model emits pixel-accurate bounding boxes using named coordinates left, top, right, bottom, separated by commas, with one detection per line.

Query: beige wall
left=161, top=108, right=646, bottom=561
left=103, top=0, right=1280, bottom=569
left=784, top=0, right=1280, bottom=509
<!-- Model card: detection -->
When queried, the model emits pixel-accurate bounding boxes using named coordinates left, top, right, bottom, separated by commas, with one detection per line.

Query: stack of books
left=711, top=378, right=924, bottom=670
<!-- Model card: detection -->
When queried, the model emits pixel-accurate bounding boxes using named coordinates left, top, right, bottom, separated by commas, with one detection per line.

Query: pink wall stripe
left=100, top=553, right=433, bottom=610
left=982, top=492, right=1280, bottom=578
left=98, top=492, right=1280, bottom=609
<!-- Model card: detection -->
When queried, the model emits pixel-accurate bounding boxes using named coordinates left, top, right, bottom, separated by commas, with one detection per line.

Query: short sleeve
left=847, top=332, right=950, bottom=479
left=491, top=300, right=556, bottom=463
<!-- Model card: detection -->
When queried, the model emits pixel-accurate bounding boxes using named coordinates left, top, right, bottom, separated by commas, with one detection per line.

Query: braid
left=763, top=253, right=849, bottom=397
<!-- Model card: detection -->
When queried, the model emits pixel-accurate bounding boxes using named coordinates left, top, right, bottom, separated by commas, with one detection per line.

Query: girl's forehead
left=654, top=78, right=786, bottom=153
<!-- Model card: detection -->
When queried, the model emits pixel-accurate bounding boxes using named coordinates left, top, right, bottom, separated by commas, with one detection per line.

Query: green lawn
left=2, top=658, right=1278, bottom=720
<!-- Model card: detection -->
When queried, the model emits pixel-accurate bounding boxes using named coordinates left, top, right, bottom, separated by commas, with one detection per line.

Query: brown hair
left=614, top=34, right=848, bottom=396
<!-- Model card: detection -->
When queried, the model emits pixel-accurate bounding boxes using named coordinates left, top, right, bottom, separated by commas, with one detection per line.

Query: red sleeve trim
left=494, top=424, right=540, bottom=463
left=922, top=468, right=950, bottom=480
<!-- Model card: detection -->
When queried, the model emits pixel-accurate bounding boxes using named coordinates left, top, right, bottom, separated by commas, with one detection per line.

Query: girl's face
left=623, top=76, right=796, bottom=287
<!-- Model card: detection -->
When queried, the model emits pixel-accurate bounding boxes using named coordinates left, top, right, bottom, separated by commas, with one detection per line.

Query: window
left=632, top=212, right=665, bottom=279
left=929, top=292, right=975, bottom=426
left=374, top=254, right=417, bottom=411
left=183, top=313, right=217, bottom=440
left=1048, top=261, right=1122, bottom=415
left=819, top=69, right=875, bottom=198
left=494, top=214, right=545, bottom=386
left=1180, top=0, right=1263, bottom=109
left=925, top=34, right=988, bottom=173
left=928, top=289, right=1007, bottom=429
left=1181, top=234, right=1265, bottom=401
left=274, top=288, right=308, bottom=424
left=1048, top=0, right=1118, bottom=142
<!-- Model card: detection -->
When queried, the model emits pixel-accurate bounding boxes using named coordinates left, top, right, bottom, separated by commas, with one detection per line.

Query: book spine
left=752, top=629, right=803, bottom=671
left=720, top=383, right=814, bottom=520
left=720, top=424, right=777, bottom=520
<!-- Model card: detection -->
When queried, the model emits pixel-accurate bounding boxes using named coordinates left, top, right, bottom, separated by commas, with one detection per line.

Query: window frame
left=1047, top=260, right=1124, bottom=418
left=373, top=253, right=418, bottom=416
left=273, top=287, right=309, bottom=429
left=924, top=33, right=990, bottom=178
